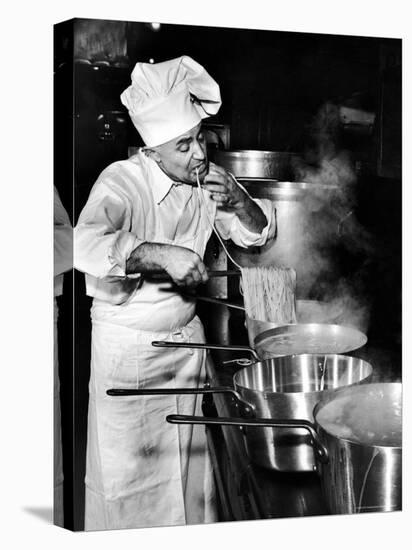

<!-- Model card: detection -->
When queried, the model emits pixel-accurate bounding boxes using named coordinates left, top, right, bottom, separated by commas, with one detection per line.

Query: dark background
left=54, top=18, right=401, bottom=530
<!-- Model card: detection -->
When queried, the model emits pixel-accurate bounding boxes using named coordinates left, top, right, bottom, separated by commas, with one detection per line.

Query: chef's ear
left=142, top=147, right=161, bottom=163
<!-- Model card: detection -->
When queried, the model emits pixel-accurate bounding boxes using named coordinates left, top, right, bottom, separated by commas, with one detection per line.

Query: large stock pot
left=108, top=348, right=373, bottom=473
left=229, top=179, right=339, bottom=297
left=212, top=150, right=300, bottom=180
left=211, top=150, right=341, bottom=297
left=168, top=383, right=401, bottom=513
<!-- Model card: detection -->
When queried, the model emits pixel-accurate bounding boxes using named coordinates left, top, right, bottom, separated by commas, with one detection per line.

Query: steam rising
left=292, top=101, right=375, bottom=333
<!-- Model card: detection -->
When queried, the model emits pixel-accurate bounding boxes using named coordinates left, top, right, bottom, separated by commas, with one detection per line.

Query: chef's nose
left=192, top=139, right=206, bottom=160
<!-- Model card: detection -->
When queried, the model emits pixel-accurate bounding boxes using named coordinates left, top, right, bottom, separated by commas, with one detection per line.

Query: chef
left=74, top=55, right=276, bottom=531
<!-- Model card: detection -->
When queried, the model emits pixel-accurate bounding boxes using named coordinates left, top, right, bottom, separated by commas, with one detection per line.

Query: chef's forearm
left=234, top=197, right=268, bottom=233
left=126, top=242, right=171, bottom=275
left=127, top=242, right=208, bottom=286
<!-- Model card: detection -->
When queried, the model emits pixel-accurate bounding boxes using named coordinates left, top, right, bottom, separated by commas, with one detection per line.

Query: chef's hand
left=163, top=245, right=209, bottom=288
left=126, top=242, right=208, bottom=288
left=202, top=163, right=247, bottom=211
left=202, top=162, right=268, bottom=234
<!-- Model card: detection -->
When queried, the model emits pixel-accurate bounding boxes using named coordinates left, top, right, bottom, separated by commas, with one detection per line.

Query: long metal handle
left=148, top=270, right=241, bottom=282
left=166, top=414, right=329, bottom=464
left=106, top=387, right=255, bottom=416
left=193, top=295, right=245, bottom=311
left=143, top=272, right=245, bottom=312
left=151, top=340, right=259, bottom=360
left=108, top=386, right=235, bottom=398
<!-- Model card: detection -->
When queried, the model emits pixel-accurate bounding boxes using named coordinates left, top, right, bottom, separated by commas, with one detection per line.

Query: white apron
left=84, top=204, right=217, bottom=531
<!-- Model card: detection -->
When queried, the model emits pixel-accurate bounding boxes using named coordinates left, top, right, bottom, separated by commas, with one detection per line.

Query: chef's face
left=147, top=123, right=209, bottom=185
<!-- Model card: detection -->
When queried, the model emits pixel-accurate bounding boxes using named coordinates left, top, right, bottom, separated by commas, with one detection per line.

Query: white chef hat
left=120, top=55, right=222, bottom=147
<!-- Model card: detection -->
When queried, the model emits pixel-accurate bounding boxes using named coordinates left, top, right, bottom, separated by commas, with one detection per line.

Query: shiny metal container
left=229, top=180, right=339, bottom=297
left=253, top=323, right=367, bottom=359
left=245, top=299, right=345, bottom=348
left=233, top=354, right=373, bottom=472
left=314, top=383, right=402, bottom=513
left=114, top=351, right=373, bottom=473
left=212, top=150, right=300, bottom=180
left=167, top=383, right=401, bottom=513
left=211, top=150, right=343, bottom=297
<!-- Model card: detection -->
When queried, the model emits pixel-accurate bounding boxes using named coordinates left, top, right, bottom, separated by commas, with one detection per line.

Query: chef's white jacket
left=74, top=149, right=276, bottom=331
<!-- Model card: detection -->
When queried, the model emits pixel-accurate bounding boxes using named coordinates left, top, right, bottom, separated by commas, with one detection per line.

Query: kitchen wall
left=54, top=19, right=402, bottom=216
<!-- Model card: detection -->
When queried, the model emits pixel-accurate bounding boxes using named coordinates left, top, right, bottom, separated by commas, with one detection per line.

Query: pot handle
left=106, top=387, right=255, bottom=416
left=167, top=414, right=329, bottom=464
left=151, top=340, right=259, bottom=361
left=148, top=270, right=240, bottom=282
left=189, top=295, right=246, bottom=312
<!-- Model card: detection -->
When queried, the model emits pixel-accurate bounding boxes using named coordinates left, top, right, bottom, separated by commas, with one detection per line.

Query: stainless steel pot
left=254, top=323, right=367, bottom=358
left=313, top=382, right=402, bottom=513
left=108, top=349, right=373, bottom=472
left=198, top=321, right=366, bottom=359
left=215, top=178, right=340, bottom=298
left=245, top=299, right=345, bottom=346
left=168, top=383, right=401, bottom=512
left=212, top=150, right=300, bottom=180
left=210, top=150, right=346, bottom=298
left=152, top=324, right=367, bottom=362
left=172, top=294, right=368, bottom=357
left=193, top=295, right=351, bottom=349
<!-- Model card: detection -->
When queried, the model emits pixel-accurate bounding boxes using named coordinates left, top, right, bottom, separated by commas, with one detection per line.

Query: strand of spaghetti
left=195, top=168, right=242, bottom=270
left=195, top=168, right=297, bottom=324
left=241, top=266, right=297, bottom=323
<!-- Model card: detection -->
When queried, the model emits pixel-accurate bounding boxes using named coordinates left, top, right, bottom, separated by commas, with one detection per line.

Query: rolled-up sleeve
left=215, top=196, right=277, bottom=248
left=74, top=182, right=143, bottom=279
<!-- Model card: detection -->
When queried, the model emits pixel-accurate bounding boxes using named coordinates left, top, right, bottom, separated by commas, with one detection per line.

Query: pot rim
left=214, top=149, right=300, bottom=156
left=313, top=382, right=402, bottom=449
left=232, top=353, right=373, bottom=395
left=238, top=178, right=339, bottom=191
